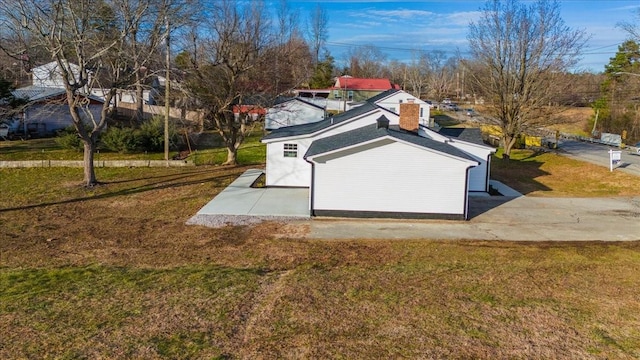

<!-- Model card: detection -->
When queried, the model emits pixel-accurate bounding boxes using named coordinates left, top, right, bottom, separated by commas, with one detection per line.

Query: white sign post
left=609, top=149, right=622, bottom=172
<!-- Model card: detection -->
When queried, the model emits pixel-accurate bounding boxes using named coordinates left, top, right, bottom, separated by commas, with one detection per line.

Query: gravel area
left=186, top=214, right=308, bottom=228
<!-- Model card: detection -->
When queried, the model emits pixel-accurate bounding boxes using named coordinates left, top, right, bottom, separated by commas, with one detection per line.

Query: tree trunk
left=223, top=147, right=238, bottom=165
left=83, top=139, right=97, bottom=186
left=501, top=134, right=517, bottom=160
left=135, top=77, right=144, bottom=123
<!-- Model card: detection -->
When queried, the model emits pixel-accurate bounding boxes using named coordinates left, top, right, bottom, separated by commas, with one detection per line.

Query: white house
left=31, top=61, right=89, bottom=91
left=265, top=97, right=326, bottom=130
left=262, top=102, right=400, bottom=187
left=364, top=89, right=432, bottom=126
left=436, top=128, right=495, bottom=192
left=261, top=100, right=495, bottom=219
left=11, top=86, right=104, bottom=137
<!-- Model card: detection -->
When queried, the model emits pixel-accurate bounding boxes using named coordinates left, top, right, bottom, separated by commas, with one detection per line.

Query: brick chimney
left=399, top=100, right=420, bottom=132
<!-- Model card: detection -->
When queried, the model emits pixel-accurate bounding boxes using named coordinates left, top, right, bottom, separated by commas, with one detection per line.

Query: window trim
left=283, top=143, right=298, bottom=158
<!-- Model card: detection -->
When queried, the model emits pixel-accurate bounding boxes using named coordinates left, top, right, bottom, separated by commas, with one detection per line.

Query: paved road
left=559, top=140, right=640, bottom=176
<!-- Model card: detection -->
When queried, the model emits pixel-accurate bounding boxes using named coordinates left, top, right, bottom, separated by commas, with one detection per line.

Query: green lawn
left=0, top=127, right=266, bottom=165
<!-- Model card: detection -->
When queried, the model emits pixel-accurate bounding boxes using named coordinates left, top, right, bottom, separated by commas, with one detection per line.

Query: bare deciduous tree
left=467, top=0, right=587, bottom=159
left=0, top=0, right=168, bottom=185
left=185, top=0, right=310, bottom=165
left=0, top=0, right=124, bottom=185
left=346, top=44, right=387, bottom=78
left=307, top=4, right=328, bottom=65
left=425, top=51, right=456, bottom=101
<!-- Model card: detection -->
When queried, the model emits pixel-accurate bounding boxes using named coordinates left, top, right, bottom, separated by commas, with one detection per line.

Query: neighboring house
left=330, top=76, right=399, bottom=101
left=10, top=86, right=104, bottom=137
left=294, top=89, right=330, bottom=99
left=326, top=76, right=400, bottom=112
left=261, top=100, right=496, bottom=219
left=364, top=89, right=432, bottom=126
left=90, top=88, right=157, bottom=107
left=233, top=104, right=266, bottom=121
left=265, top=97, right=326, bottom=130
left=31, top=61, right=89, bottom=92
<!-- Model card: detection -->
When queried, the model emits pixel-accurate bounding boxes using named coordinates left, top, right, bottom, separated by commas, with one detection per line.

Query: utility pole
left=164, top=16, right=170, bottom=164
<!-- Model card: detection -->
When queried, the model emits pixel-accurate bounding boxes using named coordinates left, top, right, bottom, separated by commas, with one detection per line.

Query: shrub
left=100, top=126, right=140, bottom=153
left=55, top=127, right=83, bottom=150
left=138, top=117, right=179, bottom=152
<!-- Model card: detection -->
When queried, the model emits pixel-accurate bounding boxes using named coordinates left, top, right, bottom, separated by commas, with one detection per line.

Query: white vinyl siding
left=447, top=141, right=494, bottom=192
left=265, top=139, right=313, bottom=187
left=374, top=91, right=430, bottom=124
left=311, top=140, right=473, bottom=215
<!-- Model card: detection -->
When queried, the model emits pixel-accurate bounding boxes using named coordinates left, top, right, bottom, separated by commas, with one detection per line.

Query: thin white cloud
left=365, top=9, right=435, bottom=18
left=604, top=4, right=640, bottom=11
left=447, top=11, right=483, bottom=26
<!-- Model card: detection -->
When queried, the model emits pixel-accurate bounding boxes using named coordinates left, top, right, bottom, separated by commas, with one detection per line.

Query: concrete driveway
left=191, top=169, right=640, bottom=241
left=309, top=196, right=640, bottom=241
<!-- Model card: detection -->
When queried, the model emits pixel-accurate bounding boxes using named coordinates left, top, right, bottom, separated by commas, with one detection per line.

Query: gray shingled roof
left=273, top=96, right=325, bottom=110
left=365, top=88, right=400, bottom=104
left=262, top=102, right=379, bottom=140
left=12, top=86, right=66, bottom=102
left=437, top=127, right=486, bottom=146
left=12, top=86, right=105, bottom=103
left=305, top=123, right=478, bottom=163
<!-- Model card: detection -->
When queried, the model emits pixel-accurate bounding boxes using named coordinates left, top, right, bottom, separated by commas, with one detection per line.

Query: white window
left=420, top=108, right=424, bottom=117
left=347, top=90, right=354, bottom=100
left=284, top=143, right=298, bottom=158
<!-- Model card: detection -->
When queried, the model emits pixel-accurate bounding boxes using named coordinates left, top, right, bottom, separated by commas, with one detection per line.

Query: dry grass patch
left=491, top=149, right=640, bottom=196
left=2, top=166, right=640, bottom=358
left=546, top=107, right=593, bottom=136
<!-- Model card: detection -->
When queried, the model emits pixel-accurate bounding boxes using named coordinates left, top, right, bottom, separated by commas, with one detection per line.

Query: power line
left=326, top=40, right=633, bottom=57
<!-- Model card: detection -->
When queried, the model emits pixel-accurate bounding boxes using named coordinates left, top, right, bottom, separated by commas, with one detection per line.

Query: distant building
left=295, top=76, right=400, bottom=112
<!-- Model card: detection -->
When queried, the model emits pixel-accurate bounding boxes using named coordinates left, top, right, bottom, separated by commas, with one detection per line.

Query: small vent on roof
left=376, top=115, right=390, bottom=129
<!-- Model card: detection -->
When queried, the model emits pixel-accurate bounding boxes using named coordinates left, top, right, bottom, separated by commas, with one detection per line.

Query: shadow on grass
left=490, top=153, right=552, bottom=196
left=433, top=114, right=461, bottom=127
left=467, top=154, right=553, bottom=219
left=0, top=168, right=242, bottom=213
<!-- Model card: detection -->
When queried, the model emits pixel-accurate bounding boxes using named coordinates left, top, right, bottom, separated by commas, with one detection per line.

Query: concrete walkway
left=195, top=169, right=310, bottom=218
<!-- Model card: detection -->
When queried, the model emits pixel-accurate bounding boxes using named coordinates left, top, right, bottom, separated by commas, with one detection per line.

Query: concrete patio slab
left=196, top=169, right=310, bottom=218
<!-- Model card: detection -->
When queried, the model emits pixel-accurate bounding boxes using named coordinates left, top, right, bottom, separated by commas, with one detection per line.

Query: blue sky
left=283, top=0, right=640, bottom=73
